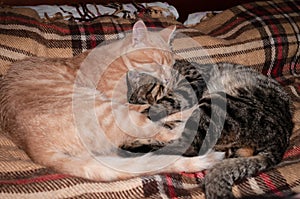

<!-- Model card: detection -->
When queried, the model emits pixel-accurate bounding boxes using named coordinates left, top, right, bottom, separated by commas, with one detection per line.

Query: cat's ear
left=132, top=20, right=148, bottom=46
left=159, top=25, right=176, bottom=44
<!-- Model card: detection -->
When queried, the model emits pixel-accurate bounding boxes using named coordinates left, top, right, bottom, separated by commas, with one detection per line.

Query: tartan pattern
left=173, top=0, right=300, bottom=99
left=0, top=7, right=181, bottom=74
left=0, top=0, right=300, bottom=198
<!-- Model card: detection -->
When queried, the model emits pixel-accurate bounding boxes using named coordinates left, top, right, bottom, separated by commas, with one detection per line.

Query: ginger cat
left=0, top=20, right=224, bottom=182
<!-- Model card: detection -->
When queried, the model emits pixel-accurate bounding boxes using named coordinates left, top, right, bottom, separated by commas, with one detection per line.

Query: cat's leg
left=82, top=94, right=179, bottom=151
left=120, top=105, right=198, bottom=152
left=121, top=106, right=204, bottom=156
left=30, top=150, right=139, bottom=181
left=128, top=103, right=184, bottom=129
left=204, top=148, right=285, bottom=199
left=100, top=98, right=196, bottom=145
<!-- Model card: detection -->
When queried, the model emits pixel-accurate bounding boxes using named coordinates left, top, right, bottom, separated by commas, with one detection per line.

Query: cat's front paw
left=204, top=166, right=235, bottom=199
left=147, top=104, right=170, bottom=121
left=204, top=184, right=234, bottom=199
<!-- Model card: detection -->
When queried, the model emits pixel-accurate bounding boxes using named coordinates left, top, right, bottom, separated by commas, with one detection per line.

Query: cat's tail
left=203, top=150, right=284, bottom=199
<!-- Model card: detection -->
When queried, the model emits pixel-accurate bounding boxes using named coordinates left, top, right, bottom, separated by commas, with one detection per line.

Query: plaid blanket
left=0, top=6, right=181, bottom=74
left=0, top=0, right=299, bottom=198
left=173, top=0, right=300, bottom=101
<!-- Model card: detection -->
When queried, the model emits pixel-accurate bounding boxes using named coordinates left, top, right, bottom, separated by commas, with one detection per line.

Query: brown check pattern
left=0, top=0, right=299, bottom=198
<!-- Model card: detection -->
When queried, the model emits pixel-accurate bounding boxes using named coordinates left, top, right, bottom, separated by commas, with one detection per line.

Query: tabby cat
left=0, top=21, right=224, bottom=182
left=125, top=60, right=294, bottom=199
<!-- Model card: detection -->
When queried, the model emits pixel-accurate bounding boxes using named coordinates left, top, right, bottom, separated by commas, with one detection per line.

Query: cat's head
left=123, top=20, right=176, bottom=84
left=126, top=70, right=180, bottom=121
left=126, top=70, right=165, bottom=105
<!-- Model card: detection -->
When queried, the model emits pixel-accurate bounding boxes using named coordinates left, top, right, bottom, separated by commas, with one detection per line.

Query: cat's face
left=126, top=71, right=164, bottom=105
left=126, top=70, right=179, bottom=121
left=123, top=20, right=176, bottom=84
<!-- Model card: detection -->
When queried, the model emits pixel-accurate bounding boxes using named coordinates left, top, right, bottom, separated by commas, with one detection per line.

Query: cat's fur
left=0, top=21, right=224, bottom=182
left=125, top=60, right=294, bottom=199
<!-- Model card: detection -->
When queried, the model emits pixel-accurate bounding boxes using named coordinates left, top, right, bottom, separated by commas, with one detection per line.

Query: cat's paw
left=204, top=181, right=234, bottom=199
left=146, top=104, right=172, bottom=121
left=204, top=163, right=235, bottom=199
